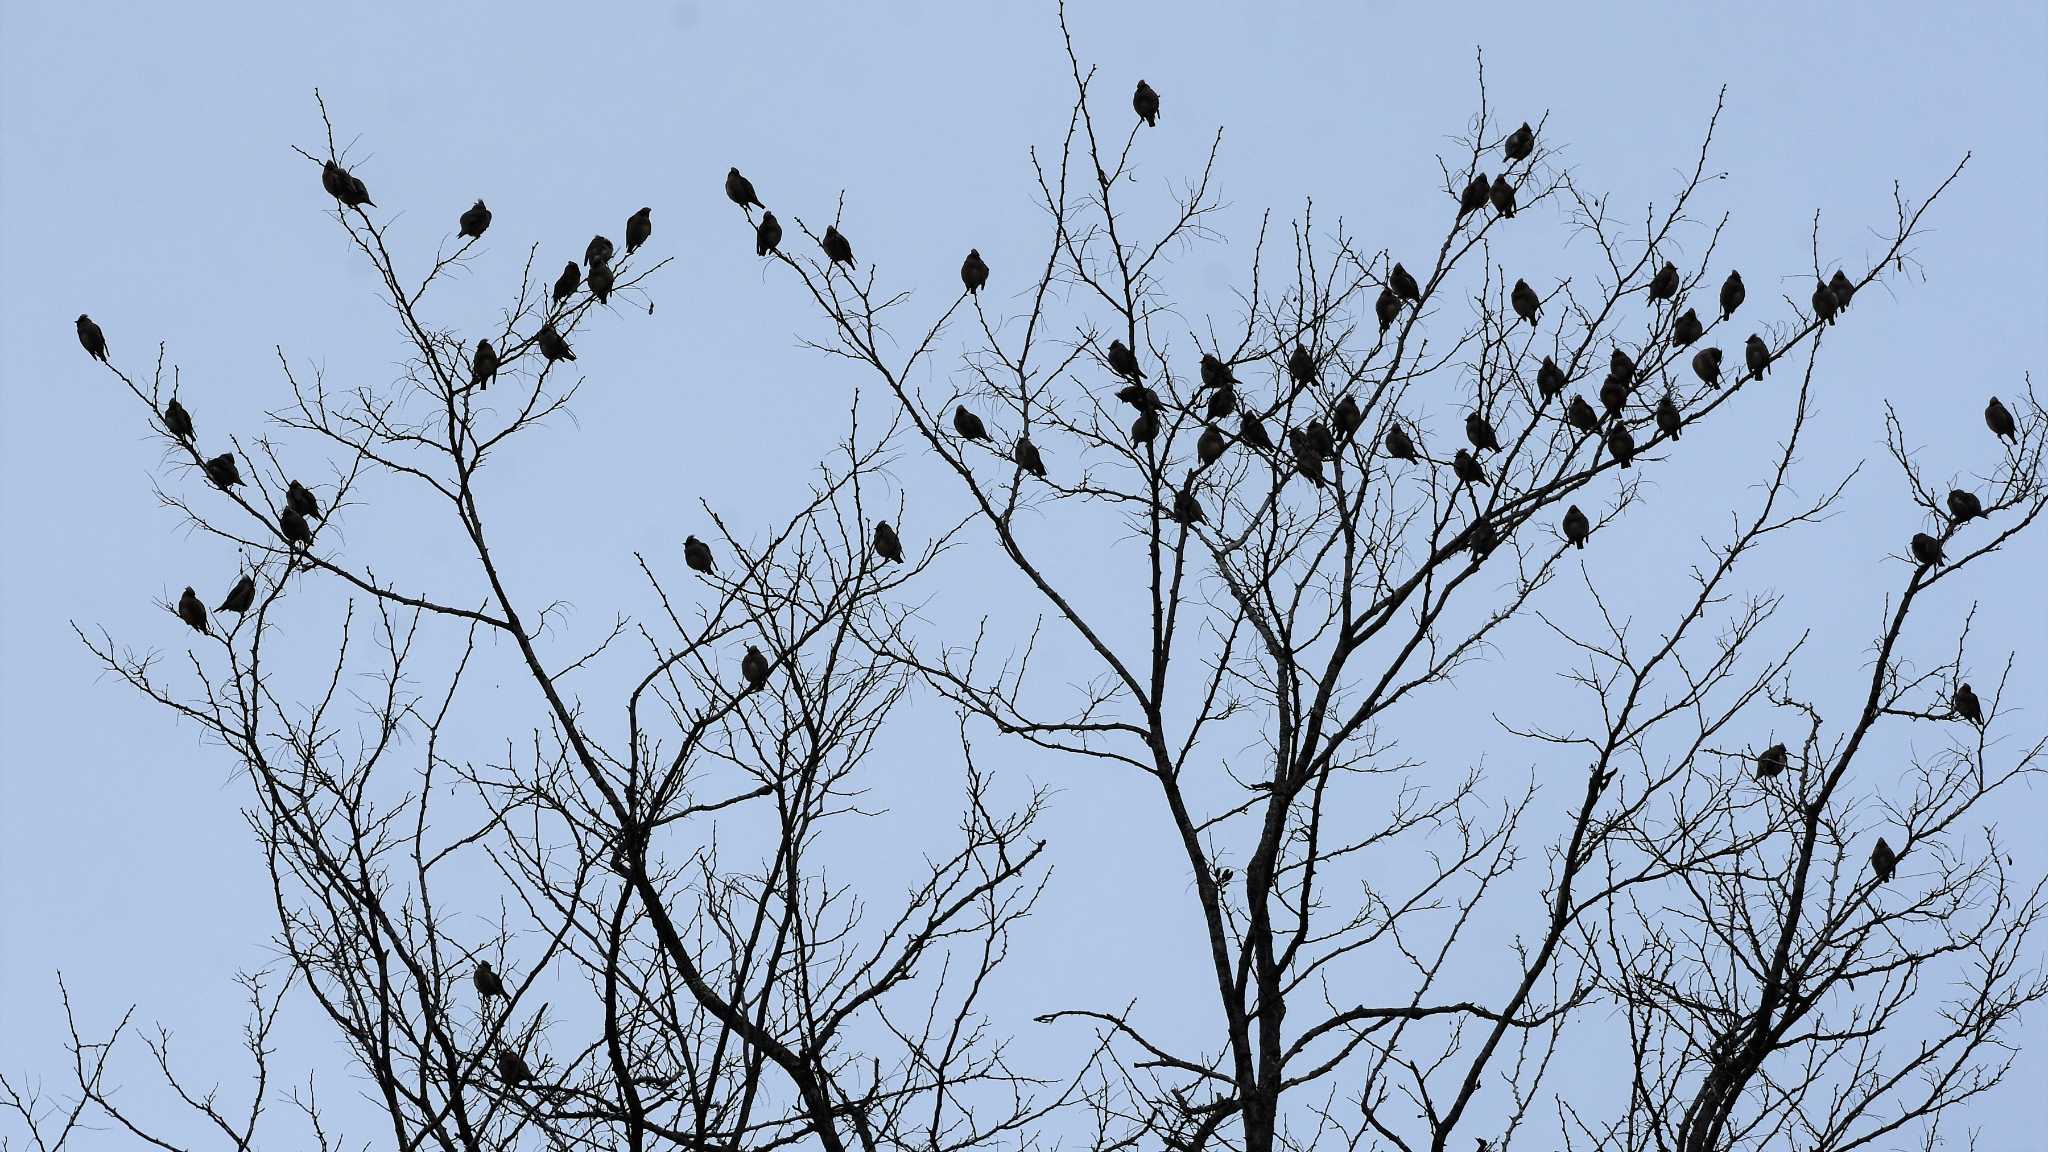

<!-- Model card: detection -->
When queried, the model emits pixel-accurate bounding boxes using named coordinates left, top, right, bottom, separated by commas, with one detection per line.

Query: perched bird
left=1536, top=356, right=1566, bottom=398
left=1562, top=504, right=1590, bottom=549
left=1811, top=279, right=1839, bottom=325
left=1239, top=412, right=1275, bottom=452
left=1610, top=347, right=1636, bottom=381
left=1205, top=383, right=1237, bottom=420
left=474, top=960, right=506, bottom=1000
left=1289, top=430, right=1324, bottom=487
left=204, top=452, right=244, bottom=489
left=725, top=167, right=762, bottom=210
left=1828, top=270, right=1856, bottom=310
left=1197, top=424, right=1228, bottom=466
left=496, top=1047, right=533, bottom=1086
left=1171, top=487, right=1205, bottom=526
left=1305, top=419, right=1336, bottom=461
left=1133, top=80, right=1160, bottom=127
left=755, top=211, right=782, bottom=257
left=341, top=172, right=373, bottom=208
left=537, top=323, right=575, bottom=363
left=1384, top=423, right=1419, bottom=462
left=280, top=507, right=313, bottom=548
left=625, top=207, right=652, bottom=255
left=1116, top=383, right=1162, bottom=412
left=1459, top=174, right=1491, bottom=217
left=552, top=261, right=581, bottom=305
left=588, top=262, right=615, bottom=304
left=1512, top=279, right=1542, bottom=326
left=585, top=235, right=615, bottom=268
left=821, top=225, right=856, bottom=268
left=1869, top=837, right=1897, bottom=884
left=1648, top=261, right=1679, bottom=301
left=1719, top=270, right=1745, bottom=320
left=471, top=339, right=500, bottom=389
left=1014, top=436, right=1047, bottom=479
left=1985, top=396, right=2017, bottom=441
left=872, top=521, right=903, bottom=563
left=1375, top=287, right=1401, bottom=333
left=1946, top=488, right=1983, bottom=523
left=1566, top=395, right=1601, bottom=433
left=960, top=248, right=989, bottom=294
left=953, top=406, right=990, bottom=441
left=1488, top=176, right=1516, bottom=218
left=1655, top=394, right=1683, bottom=440
left=1691, top=347, right=1723, bottom=387
left=1107, top=339, right=1145, bottom=381
left=286, top=480, right=320, bottom=521
left=1465, top=412, right=1500, bottom=452
left=1909, top=532, right=1944, bottom=568
left=1756, top=743, right=1788, bottom=778
left=177, top=587, right=210, bottom=634
left=458, top=199, right=492, bottom=240
left=1334, top=394, right=1363, bottom=438
left=1286, top=343, right=1317, bottom=386
left=1606, top=423, right=1636, bottom=467
left=1954, top=682, right=1983, bottom=725
left=1130, top=409, right=1161, bottom=446
left=1199, top=353, right=1237, bottom=391
left=1452, top=448, right=1487, bottom=486
left=1466, top=518, right=1500, bottom=559
left=1744, top=335, right=1770, bottom=381
left=77, top=315, right=108, bottom=361
left=320, top=160, right=348, bottom=200
left=1672, top=308, right=1703, bottom=348
left=1600, top=375, right=1630, bottom=419
left=1503, top=121, right=1535, bottom=162
left=741, top=645, right=771, bottom=690
left=684, top=535, right=715, bottom=574
left=163, top=397, right=194, bottom=443
left=1389, top=263, right=1421, bottom=303
left=217, top=575, right=256, bottom=614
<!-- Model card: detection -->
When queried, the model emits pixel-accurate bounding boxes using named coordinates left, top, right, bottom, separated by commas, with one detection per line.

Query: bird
left=1954, top=682, right=1983, bottom=725
left=1744, top=335, right=1770, bottom=381
left=1946, top=488, right=1983, bottom=523
left=1488, top=176, right=1516, bottom=218
left=1133, top=80, right=1160, bottom=127
left=1199, top=354, right=1237, bottom=391
left=1536, top=356, right=1566, bottom=398
left=172, top=586, right=211, bottom=635
left=1672, top=308, right=1703, bottom=348
left=537, top=323, right=575, bottom=363
left=872, top=521, right=903, bottom=563
left=1130, top=409, right=1161, bottom=446
left=1376, top=288, right=1401, bottom=333
left=1828, top=270, right=1856, bottom=311
left=1512, top=280, right=1542, bottom=326
left=217, top=575, right=255, bottom=614
left=1389, top=263, right=1421, bottom=303
left=1606, top=423, right=1636, bottom=467
left=1205, top=384, right=1237, bottom=420
left=1985, top=396, right=2017, bottom=441
left=1503, top=122, right=1535, bottom=162
left=1014, top=436, right=1047, bottom=479
left=1384, top=423, right=1418, bottom=462
left=1756, top=743, right=1788, bottom=778
left=1334, top=394, right=1363, bottom=438
left=821, top=226, right=856, bottom=268
left=1600, top=375, right=1630, bottom=419
left=458, top=200, right=492, bottom=240
left=625, top=207, right=652, bottom=255
left=280, top=508, right=313, bottom=548
left=1869, top=837, right=1897, bottom=884
left=1305, top=420, right=1336, bottom=461
left=1648, top=261, right=1679, bottom=301
left=1465, top=412, right=1500, bottom=452
left=1239, top=412, right=1275, bottom=452
left=552, top=262, right=581, bottom=305
left=471, top=339, right=500, bottom=389
left=341, top=172, right=373, bottom=208
left=725, top=167, right=762, bottom=210
left=1718, top=270, right=1745, bottom=320
left=755, top=211, right=782, bottom=256
left=1466, top=518, right=1500, bottom=559
left=496, top=1047, right=534, bottom=1086
left=1197, top=424, right=1228, bottom=466
left=163, top=398, right=194, bottom=443
left=684, top=535, right=715, bottom=574
left=1566, top=395, right=1600, bottom=434
left=586, top=235, right=615, bottom=268
left=1107, top=339, right=1145, bottom=381
left=205, top=452, right=244, bottom=489
left=1116, top=383, right=1162, bottom=412
left=474, top=960, right=506, bottom=1000
left=1289, top=430, right=1324, bottom=486
left=286, top=480, right=321, bottom=521
left=1610, top=347, right=1636, bottom=381
left=961, top=249, right=989, bottom=294
left=1656, top=394, right=1683, bottom=440
left=953, top=406, right=990, bottom=441
left=320, top=160, right=348, bottom=200
left=1459, top=174, right=1491, bottom=217
left=1286, top=344, right=1317, bottom=386
left=1171, top=488, right=1204, bottom=526
left=741, top=645, right=771, bottom=691
left=1811, top=280, right=1838, bottom=326
left=1452, top=448, right=1487, bottom=486
left=1909, top=532, right=1944, bottom=568
left=77, top=315, right=108, bottom=361
left=588, top=262, right=615, bottom=304
left=1562, top=504, right=1590, bottom=549
left=1692, top=347, right=1723, bottom=387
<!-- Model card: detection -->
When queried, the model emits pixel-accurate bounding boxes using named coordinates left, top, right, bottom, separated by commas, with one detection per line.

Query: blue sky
left=4, top=0, right=2045, bottom=1144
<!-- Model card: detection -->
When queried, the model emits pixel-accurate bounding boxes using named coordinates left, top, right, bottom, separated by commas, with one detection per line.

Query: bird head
left=78, top=313, right=91, bottom=323
left=473, top=199, right=487, bottom=210
left=478, top=959, right=494, bottom=973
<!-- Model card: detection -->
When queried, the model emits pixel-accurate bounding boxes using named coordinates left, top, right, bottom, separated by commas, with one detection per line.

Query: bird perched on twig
left=1512, top=280, right=1542, bottom=327
left=163, top=398, right=194, bottom=443
left=77, top=315, right=108, bottom=361
left=217, top=575, right=255, bottom=615
left=497, top=1047, right=534, bottom=1086
left=1954, top=682, right=1983, bottom=725
left=755, top=211, right=782, bottom=257
left=1376, top=288, right=1401, bottom=333
left=1600, top=376, right=1630, bottom=420
left=280, top=508, right=314, bottom=549
left=459, top=200, right=492, bottom=240
left=1909, top=532, right=1944, bottom=568
left=552, top=261, right=580, bottom=305
left=1562, top=505, right=1589, bottom=549
left=1828, top=270, right=1856, bottom=311
left=1719, top=270, right=1745, bottom=319
left=1239, top=412, right=1274, bottom=452
left=953, top=406, right=989, bottom=442
left=1609, top=347, right=1636, bottom=381
left=1459, top=174, right=1490, bottom=217
left=1287, top=344, right=1317, bottom=386
left=1672, top=308, right=1703, bottom=348
left=1744, top=335, right=1770, bottom=381
left=205, top=453, right=244, bottom=490
left=1811, top=279, right=1839, bottom=326
left=961, top=249, right=989, bottom=294
left=1305, top=420, right=1335, bottom=462
left=1869, top=837, right=1897, bottom=883
left=1535, top=356, right=1565, bottom=398
left=725, top=167, right=762, bottom=210
left=872, top=521, right=903, bottom=563
left=177, top=587, right=209, bottom=635
left=1452, top=449, right=1487, bottom=486
left=1488, top=176, right=1516, bottom=218
left=1567, top=395, right=1600, bottom=434
left=1503, top=122, right=1535, bottom=162
left=625, top=207, right=652, bottom=255
left=586, top=235, right=615, bottom=268
left=1334, top=394, right=1362, bottom=439
left=821, top=226, right=856, bottom=268
left=1200, top=354, right=1237, bottom=391
left=287, top=481, right=320, bottom=521
left=588, top=262, right=614, bottom=304
left=1107, top=339, right=1145, bottom=381
left=1755, top=743, right=1788, bottom=778
left=1389, top=263, right=1421, bottom=304
left=1133, top=80, right=1160, bottom=127
left=1014, top=436, right=1047, bottom=479
left=1984, top=396, right=2017, bottom=441
left=1206, top=383, right=1237, bottom=420
left=741, top=645, right=771, bottom=691
left=1384, top=423, right=1418, bottom=462
left=1656, top=394, right=1683, bottom=440
left=1465, top=519, right=1499, bottom=559
left=684, top=535, right=715, bottom=574
left=1465, top=412, right=1500, bottom=452
left=1692, top=347, right=1723, bottom=387
left=1648, top=261, right=1679, bottom=302
left=1606, top=423, right=1636, bottom=468
left=321, top=161, right=373, bottom=208
left=471, top=339, right=500, bottom=389
left=474, top=960, right=506, bottom=1000
left=1130, top=409, right=1161, bottom=446
left=1171, top=486, right=1204, bottom=526
left=1288, top=430, right=1324, bottom=487
left=1197, top=425, right=1228, bottom=467
left=537, top=323, right=575, bottom=363
left=1946, top=488, right=1983, bottom=523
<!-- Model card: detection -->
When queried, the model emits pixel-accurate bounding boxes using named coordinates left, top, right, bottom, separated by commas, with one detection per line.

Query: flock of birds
left=70, top=83, right=2029, bottom=1077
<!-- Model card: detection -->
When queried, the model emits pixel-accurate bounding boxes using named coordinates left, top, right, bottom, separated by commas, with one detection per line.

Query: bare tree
left=10, top=16, right=2046, bottom=1152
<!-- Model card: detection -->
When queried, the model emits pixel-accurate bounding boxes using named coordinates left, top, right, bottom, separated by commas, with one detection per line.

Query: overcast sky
left=4, top=0, right=2045, bottom=1144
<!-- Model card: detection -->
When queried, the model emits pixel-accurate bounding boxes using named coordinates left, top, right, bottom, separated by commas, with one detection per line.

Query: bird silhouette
left=1199, top=354, right=1237, bottom=390
left=1197, top=425, right=1228, bottom=466
left=1562, top=504, right=1589, bottom=549
left=217, top=575, right=255, bottom=614
left=725, top=167, right=762, bottom=210
left=1648, top=261, right=1679, bottom=301
left=1870, top=837, right=1897, bottom=884
left=1756, top=743, right=1788, bottom=778
left=1718, top=270, right=1745, bottom=319
left=755, top=211, right=782, bottom=256
left=625, top=207, right=652, bottom=255
left=1014, top=436, right=1047, bottom=479
left=1452, top=448, right=1487, bottom=486
left=1503, top=122, right=1535, bottom=162
left=1512, top=280, right=1542, bottom=326
left=286, top=481, right=321, bottom=521
left=1117, top=383, right=1162, bottom=413
left=586, top=235, right=615, bottom=268
left=474, top=960, right=506, bottom=1000
left=537, top=323, right=575, bottom=363
left=1828, top=270, right=1856, bottom=310
left=1985, top=396, right=2017, bottom=441
left=176, top=587, right=209, bottom=634
left=280, top=508, right=314, bottom=549
left=1567, top=395, right=1600, bottom=433
left=321, top=161, right=373, bottom=207
left=1376, top=288, right=1401, bottom=333
left=459, top=200, right=492, bottom=240
left=1672, top=308, right=1703, bottom=348
left=1535, top=356, right=1565, bottom=398
left=1206, top=384, right=1237, bottom=420
left=77, top=315, right=108, bottom=361
left=1289, top=430, right=1325, bottom=486
left=1811, top=280, right=1838, bottom=326
left=961, top=249, right=989, bottom=294
left=1465, top=412, right=1500, bottom=452
left=1488, top=176, right=1516, bottom=218
left=821, top=226, right=856, bottom=268
left=872, top=521, right=904, bottom=563
left=1459, top=174, right=1491, bottom=217
left=1600, top=376, right=1630, bottom=419
left=1108, top=339, right=1145, bottom=381
left=684, top=535, right=715, bottom=574
left=741, top=645, right=771, bottom=691
left=1466, top=518, right=1499, bottom=558
left=1606, top=424, right=1636, bottom=467
left=1910, top=532, right=1945, bottom=568
left=953, top=406, right=990, bottom=442
left=471, top=340, right=500, bottom=389
left=1656, top=394, right=1683, bottom=440
left=204, top=453, right=244, bottom=489
left=1691, top=347, right=1723, bottom=387
left=1953, top=681, right=1983, bottom=725
left=1389, top=263, right=1421, bottom=303
left=496, top=1047, right=534, bottom=1086
left=1306, top=420, right=1335, bottom=461
left=1171, top=487, right=1204, bottom=526
left=552, top=262, right=580, bottom=304
left=1133, top=80, right=1160, bottom=126
left=1240, top=412, right=1275, bottom=452
left=1610, top=347, right=1636, bottom=381
left=1131, top=409, right=1161, bottom=446
left=163, top=398, right=194, bottom=443
left=1287, top=344, right=1317, bottom=386
left=1384, top=423, right=1418, bottom=462
left=1946, top=488, right=1983, bottom=523
left=1744, top=335, right=1770, bottom=381
left=588, top=262, right=615, bottom=304
left=1334, top=394, right=1363, bottom=438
